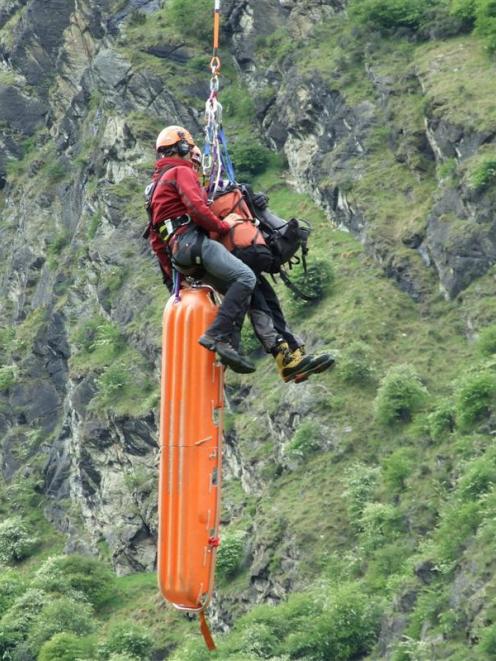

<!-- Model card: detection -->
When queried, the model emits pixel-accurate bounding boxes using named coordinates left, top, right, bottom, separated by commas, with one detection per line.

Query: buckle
left=164, top=219, right=175, bottom=236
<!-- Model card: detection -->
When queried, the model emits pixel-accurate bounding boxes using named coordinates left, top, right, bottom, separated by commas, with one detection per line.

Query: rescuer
left=147, top=125, right=256, bottom=374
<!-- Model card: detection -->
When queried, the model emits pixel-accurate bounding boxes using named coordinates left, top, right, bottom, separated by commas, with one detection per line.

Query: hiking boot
left=274, top=341, right=315, bottom=382
left=199, top=333, right=256, bottom=374
left=292, top=346, right=335, bottom=383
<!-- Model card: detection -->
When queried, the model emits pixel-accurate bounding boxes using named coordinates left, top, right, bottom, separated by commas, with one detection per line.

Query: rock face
left=224, top=0, right=496, bottom=301
left=0, top=0, right=198, bottom=575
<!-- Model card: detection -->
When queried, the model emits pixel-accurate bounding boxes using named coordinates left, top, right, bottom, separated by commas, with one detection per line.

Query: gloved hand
left=252, top=191, right=268, bottom=209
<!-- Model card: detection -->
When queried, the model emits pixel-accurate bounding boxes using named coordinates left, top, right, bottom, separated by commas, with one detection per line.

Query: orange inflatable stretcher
left=157, top=286, right=224, bottom=646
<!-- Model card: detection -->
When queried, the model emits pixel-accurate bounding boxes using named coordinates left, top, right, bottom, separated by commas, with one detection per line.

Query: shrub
left=236, top=623, right=279, bottom=658
left=72, top=317, right=123, bottom=363
left=342, top=463, right=381, bottom=528
left=450, top=0, right=477, bottom=24
left=0, top=589, right=49, bottom=656
left=236, top=591, right=319, bottom=642
left=96, top=361, right=130, bottom=399
left=360, top=503, right=403, bottom=552
left=221, top=85, right=255, bottom=122
left=286, top=420, right=321, bottom=461
left=374, top=364, right=429, bottom=425
left=0, top=365, right=16, bottom=391
left=166, top=0, right=212, bottom=45
left=0, top=516, right=38, bottom=564
left=128, top=9, right=146, bottom=26
left=26, top=596, right=96, bottom=657
left=476, top=0, right=496, bottom=53
left=477, top=623, right=496, bottom=656
left=338, top=341, right=375, bottom=384
left=32, top=554, right=116, bottom=609
left=477, top=324, right=496, bottom=356
left=0, top=570, right=26, bottom=617
left=434, top=500, right=482, bottom=564
left=406, top=585, right=450, bottom=639
left=428, top=401, right=456, bottom=440
left=455, top=370, right=496, bottom=429
left=349, top=0, right=429, bottom=31
left=230, top=140, right=271, bottom=178
left=420, top=3, right=468, bottom=38
left=285, top=583, right=380, bottom=660
left=469, top=156, right=496, bottom=191
left=39, top=632, right=97, bottom=661
left=458, top=450, right=496, bottom=499
left=382, top=448, right=415, bottom=493
left=289, top=259, right=335, bottom=311
left=98, top=621, right=153, bottom=660
left=216, top=529, right=247, bottom=580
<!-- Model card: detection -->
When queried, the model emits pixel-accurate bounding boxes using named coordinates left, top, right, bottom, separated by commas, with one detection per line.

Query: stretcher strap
left=199, top=610, right=216, bottom=651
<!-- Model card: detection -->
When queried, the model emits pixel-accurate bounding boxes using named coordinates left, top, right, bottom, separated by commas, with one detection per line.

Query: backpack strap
left=278, top=268, right=320, bottom=302
left=143, top=165, right=175, bottom=239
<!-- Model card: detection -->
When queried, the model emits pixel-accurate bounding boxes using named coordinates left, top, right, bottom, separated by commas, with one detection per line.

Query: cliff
left=1, top=0, right=496, bottom=659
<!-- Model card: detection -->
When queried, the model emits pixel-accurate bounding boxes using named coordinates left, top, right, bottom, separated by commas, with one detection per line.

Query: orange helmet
left=191, top=145, right=202, bottom=170
left=156, top=125, right=195, bottom=152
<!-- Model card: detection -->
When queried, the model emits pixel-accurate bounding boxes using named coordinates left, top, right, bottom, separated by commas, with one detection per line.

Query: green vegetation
left=0, top=517, right=38, bottom=564
left=337, top=340, right=375, bottom=385
left=466, top=147, right=496, bottom=191
left=216, top=529, right=247, bottom=582
left=374, top=364, right=429, bottom=425
left=288, top=259, right=335, bottom=312
left=98, top=621, right=153, bottom=659
left=230, top=139, right=272, bottom=179
left=477, top=323, right=496, bottom=355
left=286, top=420, right=322, bottom=461
left=165, top=0, right=212, bottom=46
left=455, top=369, right=496, bottom=428
left=38, top=632, right=97, bottom=661
left=349, top=0, right=430, bottom=31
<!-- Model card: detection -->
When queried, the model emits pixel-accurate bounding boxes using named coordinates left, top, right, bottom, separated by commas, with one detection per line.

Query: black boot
left=204, top=282, right=253, bottom=339
left=199, top=333, right=256, bottom=374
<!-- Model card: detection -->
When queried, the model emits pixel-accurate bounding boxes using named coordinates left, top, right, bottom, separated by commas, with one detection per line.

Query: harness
left=142, top=165, right=192, bottom=242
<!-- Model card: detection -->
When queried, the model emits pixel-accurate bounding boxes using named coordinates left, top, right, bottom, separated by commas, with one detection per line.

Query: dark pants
left=233, top=246, right=302, bottom=352
left=173, top=228, right=256, bottom=340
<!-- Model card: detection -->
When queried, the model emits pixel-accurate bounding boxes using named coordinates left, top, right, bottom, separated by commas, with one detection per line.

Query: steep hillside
left=1, top=0, right=496, bottom=659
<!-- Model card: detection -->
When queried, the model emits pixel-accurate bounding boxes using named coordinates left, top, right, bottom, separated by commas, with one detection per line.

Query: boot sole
left=290, top=356, right=336, bottom=384
left=212, top=344, right=256, bottom=374
left=218, top=353, right=256, bottom=374
left=198, top=335, right=216, bottom=351
left=199, top=336, right=256, bottom=374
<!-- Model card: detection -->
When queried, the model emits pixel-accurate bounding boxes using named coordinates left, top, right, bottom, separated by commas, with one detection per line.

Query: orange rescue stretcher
left=157, top=286, right=224, bottom=649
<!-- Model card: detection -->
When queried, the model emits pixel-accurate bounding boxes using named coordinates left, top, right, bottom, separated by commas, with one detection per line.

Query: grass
left=415, top=36, right=496, bottom=132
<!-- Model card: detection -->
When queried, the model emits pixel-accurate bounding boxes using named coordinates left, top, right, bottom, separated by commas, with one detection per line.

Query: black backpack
left=240, top=185, right=318, bottom=301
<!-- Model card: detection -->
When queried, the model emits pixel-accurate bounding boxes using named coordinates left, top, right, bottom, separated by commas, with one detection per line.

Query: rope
left=202, top=0, right=237, bottom=202
left=199, top=610, right=216, bottom=651
left=172, top=269, right=181, bottom=302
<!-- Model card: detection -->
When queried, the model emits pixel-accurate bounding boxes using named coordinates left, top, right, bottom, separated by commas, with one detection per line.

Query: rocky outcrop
left=224, top=0, right=496, bottom=301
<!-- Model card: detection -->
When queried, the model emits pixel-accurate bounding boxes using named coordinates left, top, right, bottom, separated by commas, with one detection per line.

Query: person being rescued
left=190, top=147, right=335, bottom=383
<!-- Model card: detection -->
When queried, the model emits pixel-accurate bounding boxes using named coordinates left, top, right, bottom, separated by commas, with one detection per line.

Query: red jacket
left=149, top=157, right=230, bottom=278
